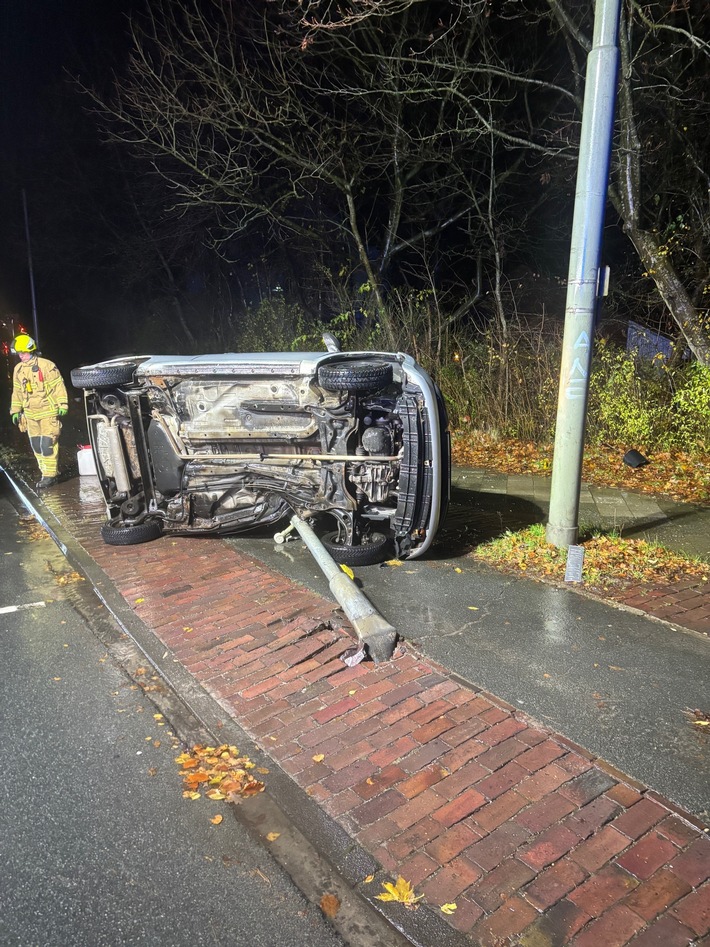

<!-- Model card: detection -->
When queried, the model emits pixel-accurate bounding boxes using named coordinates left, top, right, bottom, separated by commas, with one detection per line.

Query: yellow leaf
left=385, top=559, right=403, bottom=567
left=467, top=606, right=479, bottom=610
left=266, top=832, right=280, bottom=842
left=364, top=875, right=374, bottom=884
left=206, top=790, right=226, bottom=801
left=695, top=720, right=710, bottom=727
left=256, top=767, right=270, bottom=775
left=53, top=677, right=62, bottom=682
left=454, top=567, right=463, bottom=574
left=135, top=598, right=144, bottom=604
left=340, top=564, right=355, bottom=580
left=440, top=903, right=458, bottom=915
left=312, top=754, right=325, bottom=763
left=348, top=690, right=357, bottom=695
left=182, top=790, right=201, bottom=800
left=183, top=626, right=193, bottom=633
left=375, top=876, right=423, bottom=907
left=153, top=713, right=164, bottom=720
left=210, top=814, right=223, bottom=825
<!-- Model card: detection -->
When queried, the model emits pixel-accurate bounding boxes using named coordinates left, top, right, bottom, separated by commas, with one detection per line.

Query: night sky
left=0, top=0, right=134, bottom=356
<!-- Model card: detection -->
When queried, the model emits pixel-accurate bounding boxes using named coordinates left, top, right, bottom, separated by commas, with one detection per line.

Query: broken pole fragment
left=284, top=515, right=398, bottom=663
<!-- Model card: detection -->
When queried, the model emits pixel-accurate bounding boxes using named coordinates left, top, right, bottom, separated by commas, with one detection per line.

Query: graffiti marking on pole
left=574, top=331, right=590, bottom=351
left=565, top=357, right=588, bottom=400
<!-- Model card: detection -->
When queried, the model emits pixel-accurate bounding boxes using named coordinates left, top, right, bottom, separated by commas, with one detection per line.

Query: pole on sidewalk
left=22, top=188, right=40, bottom=348
left=546, top=0, right=622, bottom=548
left=283, top=515, right=398, bottom=664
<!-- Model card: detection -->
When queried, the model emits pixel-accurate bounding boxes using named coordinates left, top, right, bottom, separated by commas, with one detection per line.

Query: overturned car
left=71, top=345, right=449, bottom=564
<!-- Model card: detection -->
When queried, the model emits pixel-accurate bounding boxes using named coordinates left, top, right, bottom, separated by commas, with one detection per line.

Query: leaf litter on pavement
left=175, top=744, right=265, bottom=811
left=452, top=433, right=710, bottom=505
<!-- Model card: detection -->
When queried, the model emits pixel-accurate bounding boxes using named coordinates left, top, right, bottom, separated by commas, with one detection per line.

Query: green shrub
left=670, top=363, right=710, bottom=452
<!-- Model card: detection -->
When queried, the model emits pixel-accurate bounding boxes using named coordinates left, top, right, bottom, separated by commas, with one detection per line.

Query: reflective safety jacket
left=10, top=356, right=68, bottom=421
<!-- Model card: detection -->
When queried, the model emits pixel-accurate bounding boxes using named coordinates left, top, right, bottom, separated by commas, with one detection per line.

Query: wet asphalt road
left=0, top=492, right=346, bottom=947
left=228, top=475, right=710, bottom=822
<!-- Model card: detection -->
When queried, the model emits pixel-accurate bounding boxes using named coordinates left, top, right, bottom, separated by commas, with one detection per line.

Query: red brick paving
left=41, top=481, right=710, bottom=946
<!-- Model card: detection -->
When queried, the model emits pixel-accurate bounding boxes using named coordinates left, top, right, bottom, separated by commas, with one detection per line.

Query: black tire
left=317, top=360, right=393, bottom=393
left=100, top=519, right=162, bottom=546
left=321, top=530, right=389, bottom=566
left=71, top=363, right=139, bottom=389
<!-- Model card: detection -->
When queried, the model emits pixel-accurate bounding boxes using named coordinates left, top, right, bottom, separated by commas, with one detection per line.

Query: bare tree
left=86, top=0, right=575, bottom=346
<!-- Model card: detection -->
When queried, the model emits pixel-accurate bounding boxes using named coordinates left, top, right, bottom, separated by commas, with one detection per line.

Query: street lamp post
left=22, top=188, right=40, bottom=348
left=546, top=0, right=622, bottom=548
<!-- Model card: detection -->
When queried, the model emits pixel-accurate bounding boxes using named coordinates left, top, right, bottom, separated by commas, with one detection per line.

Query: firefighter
left=10, top=334, right=68, bottom=489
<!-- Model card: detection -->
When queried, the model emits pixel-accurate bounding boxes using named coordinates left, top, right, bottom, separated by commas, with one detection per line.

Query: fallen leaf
left=147, top=767, right=157, bottom=777
left=266, top=832, right=281, bottom=842
left=695, top=720, right=710, bottom=727
left=320, top=893, right=340, bottom=918
left=467, top=606, right=479, bottom=610
left=153, top=713, right=164, bottom=720
left=206, top=790, right=226, bottom=801
left=135, top=597, right=144, bottom=604
left=53, top=677, right=62, bottom=682
left=340, top=564, right=355, bottom=580
left=135, top=667, right=146, bottom=676
left=385, top=559, right=403, bottom=567
left=364, top=875, right=374, bottom=884
left=256, top=767, right=270, bottom=775
left=183, top=790, right=201, bottom=800
left=375, top=876, right=423, bottom=908
left=312, top=754, right=325, bottom=763
left=608, top=665, right=623, bottom=671
left=440, top=903, right=458, bottom=915
left=454, top=567, right=463, bottom=574
left=210, top=814, right=223, bottom=825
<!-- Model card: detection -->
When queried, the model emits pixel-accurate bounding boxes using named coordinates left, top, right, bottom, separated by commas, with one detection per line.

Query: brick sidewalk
left=38, top=480, right=710, bottom=946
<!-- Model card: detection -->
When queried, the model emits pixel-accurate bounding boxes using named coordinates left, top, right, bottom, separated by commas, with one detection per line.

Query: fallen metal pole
left=283, top=515, right=398, bottom=663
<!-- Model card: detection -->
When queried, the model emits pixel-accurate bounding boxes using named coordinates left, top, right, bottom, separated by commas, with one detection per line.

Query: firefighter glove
left=58, top=407, right=68, bottom=417
left=12, top=413, right=21, bottom=425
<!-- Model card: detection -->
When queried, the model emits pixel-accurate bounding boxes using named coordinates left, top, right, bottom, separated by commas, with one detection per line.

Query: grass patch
left=471, top=523, right=710, bottom=590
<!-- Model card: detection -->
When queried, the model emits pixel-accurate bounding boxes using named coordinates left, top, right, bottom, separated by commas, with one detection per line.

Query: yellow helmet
left=12, top=334, right=37, bottom=354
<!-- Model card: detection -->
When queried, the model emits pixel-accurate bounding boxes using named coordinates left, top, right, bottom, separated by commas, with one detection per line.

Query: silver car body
left=73, top=349, right=450, bottom=562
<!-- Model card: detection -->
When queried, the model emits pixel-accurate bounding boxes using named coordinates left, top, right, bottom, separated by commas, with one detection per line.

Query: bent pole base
left=281, top=515, right=398, bottom=663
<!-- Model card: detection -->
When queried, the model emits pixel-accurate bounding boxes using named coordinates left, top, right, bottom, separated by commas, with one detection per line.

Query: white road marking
left=0, top=601, right=47, bottom=615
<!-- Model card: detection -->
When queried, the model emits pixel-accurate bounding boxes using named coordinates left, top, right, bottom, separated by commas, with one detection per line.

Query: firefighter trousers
left=25, top=416, right=61, bottom=477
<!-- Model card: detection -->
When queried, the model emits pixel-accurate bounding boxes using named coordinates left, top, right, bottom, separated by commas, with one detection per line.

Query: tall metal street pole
left=546, top=0, right=622, bottom=548
left=22, top=188, right=40, bottom=347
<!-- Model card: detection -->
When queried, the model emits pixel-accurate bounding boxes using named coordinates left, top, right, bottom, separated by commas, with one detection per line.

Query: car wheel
left=321, top=530, right=389, bottom=566
left=317, top=360, right=393, bottom=393
left=71, top=363, right=138, bottom=389
left=100, top=520, right=162, bottom=546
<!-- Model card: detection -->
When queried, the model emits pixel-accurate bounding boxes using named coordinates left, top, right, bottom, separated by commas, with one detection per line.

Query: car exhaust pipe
left=283, top=515, right=398, bottom=663
left=103, top=418, right=132, bottom=495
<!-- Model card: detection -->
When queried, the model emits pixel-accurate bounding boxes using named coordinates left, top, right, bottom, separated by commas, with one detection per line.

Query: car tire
left=71, top=363, right=138, bottom=389
left=100, top=520, right=162, bottom=546
left=317, top=360, right=393, bottom=393
left=321, top=530, right=389, bottom=566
